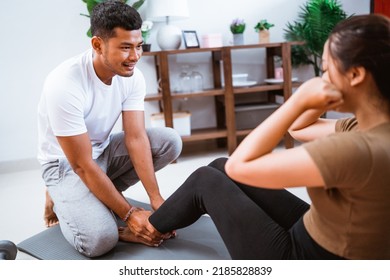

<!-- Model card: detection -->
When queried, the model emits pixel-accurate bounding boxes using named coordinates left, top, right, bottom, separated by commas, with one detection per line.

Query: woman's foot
left=44, top=189, right=59, bottom=227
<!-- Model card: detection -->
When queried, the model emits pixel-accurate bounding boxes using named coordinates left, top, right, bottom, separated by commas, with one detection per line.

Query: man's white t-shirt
left=37, top=49, right=146, bottom=164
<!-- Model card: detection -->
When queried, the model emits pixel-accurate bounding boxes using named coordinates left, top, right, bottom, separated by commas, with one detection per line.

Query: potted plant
left=141, top=20, right=153, bottom=52
left=81, top=0, right=145, bottom=37
left=254, top=19, right=275, bottom=43
left=230, top=18, right=246, bottom=45
left=283, top=0, right=349, bottom=76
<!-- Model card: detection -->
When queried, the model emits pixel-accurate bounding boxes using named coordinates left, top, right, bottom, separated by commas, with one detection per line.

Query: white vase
left=233, top=33, right=244, bottom=45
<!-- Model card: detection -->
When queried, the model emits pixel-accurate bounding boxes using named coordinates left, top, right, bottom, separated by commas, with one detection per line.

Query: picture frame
left=182, top=30, right=200, bottom=48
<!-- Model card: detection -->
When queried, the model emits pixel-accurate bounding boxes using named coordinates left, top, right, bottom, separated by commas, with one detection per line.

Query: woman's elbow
left=288, top=129, right=307, bottom=143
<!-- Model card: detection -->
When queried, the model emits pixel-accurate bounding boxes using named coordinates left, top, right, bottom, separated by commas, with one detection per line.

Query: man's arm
left=57, top=133, right=133, bottom=219
left=122, top=110, right=164, bottom=211
left=56, top=133, right=162, bottom=244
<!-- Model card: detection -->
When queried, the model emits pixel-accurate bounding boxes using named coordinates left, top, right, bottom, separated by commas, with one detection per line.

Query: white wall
left=0, top=0, right=370, bottom=170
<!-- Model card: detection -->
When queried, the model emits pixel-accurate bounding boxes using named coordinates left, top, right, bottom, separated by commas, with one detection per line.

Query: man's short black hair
left=91, top=0, right=142, bottom=39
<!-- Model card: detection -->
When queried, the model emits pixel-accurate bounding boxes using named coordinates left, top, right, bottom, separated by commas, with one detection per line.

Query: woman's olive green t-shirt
left=303, top=118, right=390, bottom=259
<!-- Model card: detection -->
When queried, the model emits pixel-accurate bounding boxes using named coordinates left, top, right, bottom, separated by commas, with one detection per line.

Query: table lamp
left=147, top=0, right=190, bottom=50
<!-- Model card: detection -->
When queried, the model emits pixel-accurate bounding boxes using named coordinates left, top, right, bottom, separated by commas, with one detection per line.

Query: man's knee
left=162, top=127, right=182, bottom=158
left=63, top=216, right=118, bottom=258
left=148, top=127, right=182, bottom=161
left=74, top=226, right=119, bottom=258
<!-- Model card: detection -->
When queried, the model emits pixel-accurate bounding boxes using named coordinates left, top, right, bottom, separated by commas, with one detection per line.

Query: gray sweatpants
left=41, top=127, right=182, bottom=257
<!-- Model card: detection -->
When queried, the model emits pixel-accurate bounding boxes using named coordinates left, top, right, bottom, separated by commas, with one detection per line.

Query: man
left=37, top=1, right=182, bottom=257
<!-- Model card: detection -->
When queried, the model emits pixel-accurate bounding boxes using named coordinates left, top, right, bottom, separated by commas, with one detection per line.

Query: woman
left=120, top=14, right=390, bottom=259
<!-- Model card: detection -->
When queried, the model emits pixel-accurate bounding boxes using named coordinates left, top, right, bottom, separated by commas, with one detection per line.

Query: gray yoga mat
left=17, top=199, right=230, bottom=260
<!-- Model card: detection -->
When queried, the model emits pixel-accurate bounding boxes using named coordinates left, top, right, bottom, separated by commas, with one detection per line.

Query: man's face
left=94, top=27, right=143, bottom=83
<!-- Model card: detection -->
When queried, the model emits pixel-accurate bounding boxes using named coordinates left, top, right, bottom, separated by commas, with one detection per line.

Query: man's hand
left=125, top=209, right=164, bottom=246
left=120, top=209, right=174, bottom=246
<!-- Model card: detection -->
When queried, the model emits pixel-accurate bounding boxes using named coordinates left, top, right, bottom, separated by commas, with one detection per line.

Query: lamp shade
left=147, top=0, right=190, bottom=22
left=147, top=0, right=190, bottom=50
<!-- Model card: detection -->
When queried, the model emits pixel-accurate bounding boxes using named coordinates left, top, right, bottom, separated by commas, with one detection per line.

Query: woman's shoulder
left=335, top=117, right=358, bottom=132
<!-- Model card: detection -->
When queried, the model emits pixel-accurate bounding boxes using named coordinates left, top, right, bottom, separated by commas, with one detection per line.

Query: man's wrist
left=122, top=206, right=141, bottom=222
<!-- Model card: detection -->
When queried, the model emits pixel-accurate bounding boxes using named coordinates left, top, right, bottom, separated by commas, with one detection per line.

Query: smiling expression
left=92, top=27, right=143, bottom=85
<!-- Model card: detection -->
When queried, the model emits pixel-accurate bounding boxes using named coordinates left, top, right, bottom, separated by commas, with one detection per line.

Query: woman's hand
left=292, top=77, right=344, bottom=112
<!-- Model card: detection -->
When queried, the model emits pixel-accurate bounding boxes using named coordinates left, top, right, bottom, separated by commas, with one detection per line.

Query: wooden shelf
left=181, top=128, right=228, bottom=142
left=143, top=42, right=301, bottom=154
left=233, top=84, right=284, bottom=94
left=292, top=81, right=304, bottom=87
left=227, top=42, right=287, bottom=50
left=144, top=93, right=162, bottom=101
left=235, top=128, right=253, bottom=137
left=171, top=88, right=225, bottom=99
left=232, top=81, right=304, bottom=95
left=156, top=47, right=223, bottom=55
left=145, top=89, right=225, bottom=102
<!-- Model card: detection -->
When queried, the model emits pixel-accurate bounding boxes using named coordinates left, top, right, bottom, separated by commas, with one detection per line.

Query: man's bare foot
left=44, top=189, right=59, bottom=227
left=118, top=227, right=162, bottom=247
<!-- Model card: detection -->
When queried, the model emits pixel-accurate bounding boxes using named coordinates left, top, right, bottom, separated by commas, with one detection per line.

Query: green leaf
left=283, top=0, right=348, bottom=76
left=86, top=0, right=104, bottom=15
left=254, top=19, right=275, bottom=31
left=132, top=0, right=145, bottom=10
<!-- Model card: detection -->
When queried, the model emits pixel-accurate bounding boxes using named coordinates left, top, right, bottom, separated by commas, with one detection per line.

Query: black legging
left=149, top=158, right=344, bottom=260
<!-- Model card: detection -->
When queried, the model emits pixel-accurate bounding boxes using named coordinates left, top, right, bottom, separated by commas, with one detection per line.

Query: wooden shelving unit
left=143, top=42, right=301, bottom=154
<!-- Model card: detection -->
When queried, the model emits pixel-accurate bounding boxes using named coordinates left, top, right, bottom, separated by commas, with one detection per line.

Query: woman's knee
left=190, top=165, right=231, bottom=193
left=207, top=157, right=228, bottom=172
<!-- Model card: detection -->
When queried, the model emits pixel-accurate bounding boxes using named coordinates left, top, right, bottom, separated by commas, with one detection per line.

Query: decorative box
left=201, top=33, right=223, bottom=48
left=150, top=111, right=191, bottom=136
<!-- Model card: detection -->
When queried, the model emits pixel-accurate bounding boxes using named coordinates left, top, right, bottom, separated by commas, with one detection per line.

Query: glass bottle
left=178, top=65, right=192, bottom=93
left=189, top=65, right=203, bottom=92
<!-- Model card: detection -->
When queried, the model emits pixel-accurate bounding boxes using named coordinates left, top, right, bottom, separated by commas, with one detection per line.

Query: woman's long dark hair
left=328, top=14, right=390, bottom=103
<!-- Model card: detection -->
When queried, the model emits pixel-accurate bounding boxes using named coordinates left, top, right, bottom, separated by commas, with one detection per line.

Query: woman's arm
left=288, top=109, right=337, bottom=143
left=225, top=77, right=344, bottom=189
left=288, top=71, right=337, bottom=143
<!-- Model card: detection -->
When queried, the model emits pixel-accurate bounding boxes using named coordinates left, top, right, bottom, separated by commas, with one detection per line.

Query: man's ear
left=91, top=36, right=103, bottom=54
left=349, top=66, right=366, bottom=87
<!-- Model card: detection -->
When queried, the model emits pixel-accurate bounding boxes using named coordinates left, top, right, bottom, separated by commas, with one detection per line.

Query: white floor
left=0, top=145, right=310, bottom=260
